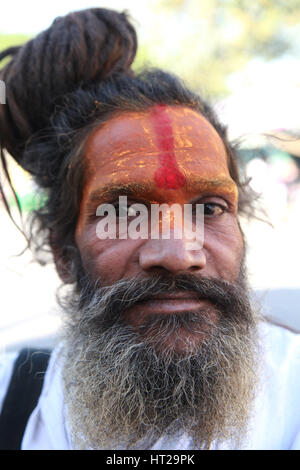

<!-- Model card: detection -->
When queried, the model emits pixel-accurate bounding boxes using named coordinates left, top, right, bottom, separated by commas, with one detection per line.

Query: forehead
left=83, top=105, right=233, bottom=195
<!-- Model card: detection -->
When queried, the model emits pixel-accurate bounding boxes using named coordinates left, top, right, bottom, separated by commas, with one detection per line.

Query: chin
left=124, top=309, right=220, bottom=355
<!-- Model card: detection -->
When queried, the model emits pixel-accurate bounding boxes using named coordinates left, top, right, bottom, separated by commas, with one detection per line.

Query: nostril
left=190, top=265, right=200, bottom=271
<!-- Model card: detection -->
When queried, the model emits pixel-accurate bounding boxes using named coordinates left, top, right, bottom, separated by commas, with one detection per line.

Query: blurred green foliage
left=0, top=33, right=31, bottom=49
left=134, top=0, right=300, bottom=99
left=0, top=33, right=32, bottom=67
left=8, top=191, right=47, bottom=213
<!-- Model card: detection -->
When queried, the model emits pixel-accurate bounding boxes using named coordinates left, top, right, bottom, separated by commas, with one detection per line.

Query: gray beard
left=61, top=272, right=261, bottom=450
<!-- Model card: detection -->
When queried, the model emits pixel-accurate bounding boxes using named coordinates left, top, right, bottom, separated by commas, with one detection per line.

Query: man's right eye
left=113, top=203, right=139, bottom=218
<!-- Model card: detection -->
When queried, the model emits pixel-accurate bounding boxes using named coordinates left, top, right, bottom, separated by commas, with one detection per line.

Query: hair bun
left=0, top=8, right=137, bottom=163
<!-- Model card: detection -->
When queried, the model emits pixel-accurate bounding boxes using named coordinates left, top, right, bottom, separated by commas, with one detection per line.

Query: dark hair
left=0, top=7, right=255, bottom=283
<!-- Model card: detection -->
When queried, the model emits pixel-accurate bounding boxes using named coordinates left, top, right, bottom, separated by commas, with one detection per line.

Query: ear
left=49, top=231, right=74, bottom=284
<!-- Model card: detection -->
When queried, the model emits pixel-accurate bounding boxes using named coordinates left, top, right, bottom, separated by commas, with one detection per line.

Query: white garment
left=0, top=320, right=299, bottom=450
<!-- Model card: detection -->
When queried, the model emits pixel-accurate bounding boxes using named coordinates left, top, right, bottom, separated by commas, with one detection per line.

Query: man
left=0, top=8, right=299, bottom=450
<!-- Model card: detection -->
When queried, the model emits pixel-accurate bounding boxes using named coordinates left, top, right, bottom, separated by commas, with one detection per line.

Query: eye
left=113, top=201, right=140, bottom=218
left=203, top=202, right=227, bottom=217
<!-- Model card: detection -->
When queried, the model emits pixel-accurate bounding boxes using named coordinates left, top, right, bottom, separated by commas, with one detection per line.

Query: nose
left=139, top=237, right=206, bottom=275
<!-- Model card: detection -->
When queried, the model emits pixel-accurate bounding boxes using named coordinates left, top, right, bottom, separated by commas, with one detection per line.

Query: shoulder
left=258, top=318, right=300, bottom=417
left=0, top=348, right=53, bottom=415
left=0, top=351, right=18, bottom=414
left=259, top=318, right=300, bottom=368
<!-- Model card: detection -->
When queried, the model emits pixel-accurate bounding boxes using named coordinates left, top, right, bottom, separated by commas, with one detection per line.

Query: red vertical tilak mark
left=149, top=104, right=186, bottom=189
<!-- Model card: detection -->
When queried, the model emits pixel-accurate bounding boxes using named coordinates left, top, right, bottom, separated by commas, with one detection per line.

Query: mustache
left=75, top=272, right=253, bottom=329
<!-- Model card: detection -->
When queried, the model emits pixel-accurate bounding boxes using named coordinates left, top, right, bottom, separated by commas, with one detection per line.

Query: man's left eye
left=203, top=203, right=227, bottom=217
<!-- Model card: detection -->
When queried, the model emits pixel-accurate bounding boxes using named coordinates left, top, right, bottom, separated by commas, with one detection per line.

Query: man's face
left=63, top=105, right=259, bottom=450
left=75, top=105, right=244, bottom=344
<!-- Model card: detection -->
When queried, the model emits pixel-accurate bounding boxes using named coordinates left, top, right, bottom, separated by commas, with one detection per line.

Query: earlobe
left=53, top=251, right=73, bottom=283
left=49, top=232, right=74, bottom=284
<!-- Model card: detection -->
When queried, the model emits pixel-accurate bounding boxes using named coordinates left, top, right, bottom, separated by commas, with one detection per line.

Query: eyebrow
left=186, top=176, right=237, bottom=194
left=87, top=177, right=237, bottom=205
left=88, top=182, right=154, bottom=204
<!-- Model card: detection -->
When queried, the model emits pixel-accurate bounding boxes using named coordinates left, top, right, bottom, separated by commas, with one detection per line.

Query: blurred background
left=0, top=0, right=300, bottom=354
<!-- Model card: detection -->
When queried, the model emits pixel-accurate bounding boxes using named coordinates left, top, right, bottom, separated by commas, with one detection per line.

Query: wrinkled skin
left=75, top=105, right=244, bottom=339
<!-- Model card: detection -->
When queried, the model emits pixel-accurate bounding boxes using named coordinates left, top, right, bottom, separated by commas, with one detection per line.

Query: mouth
left=124, top=291, right=213, bottom=326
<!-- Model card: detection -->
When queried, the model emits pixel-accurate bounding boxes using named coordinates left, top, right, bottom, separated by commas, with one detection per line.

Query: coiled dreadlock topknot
left=0, top=8, right=137, bottom=164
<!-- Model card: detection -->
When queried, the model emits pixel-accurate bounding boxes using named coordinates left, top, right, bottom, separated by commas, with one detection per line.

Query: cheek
left=203, top=216, right=244, bottom=281
left=75, top=224, right=143, bottom=285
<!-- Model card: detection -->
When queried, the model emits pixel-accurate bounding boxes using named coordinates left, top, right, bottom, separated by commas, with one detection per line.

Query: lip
left=143, top=291, right=200, bottom=301
left=126, top=291, right=211, bottom=317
